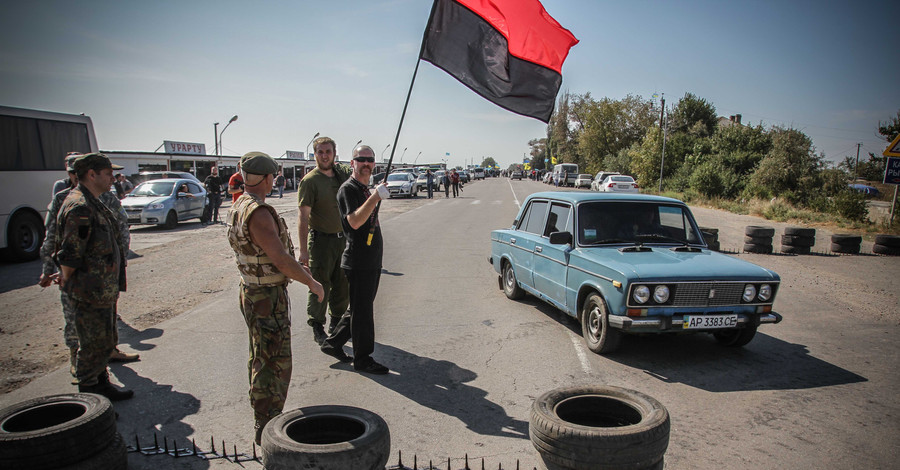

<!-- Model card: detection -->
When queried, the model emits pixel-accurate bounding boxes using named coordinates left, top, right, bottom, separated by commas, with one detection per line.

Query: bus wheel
left=4, top=211, right=43, bottom=262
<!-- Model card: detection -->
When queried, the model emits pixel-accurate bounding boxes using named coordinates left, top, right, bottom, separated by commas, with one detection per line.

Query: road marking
left=471, top=200, right=481, bottom=205
left=507, top=179, right=521, bottom=208
left=570, top=335, right=593, bottom=374
left=492, top=200, right=502, bottom=204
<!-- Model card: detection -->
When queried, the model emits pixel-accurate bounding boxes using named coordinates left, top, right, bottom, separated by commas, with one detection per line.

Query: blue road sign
left=884, top=157, right=900, bottom=185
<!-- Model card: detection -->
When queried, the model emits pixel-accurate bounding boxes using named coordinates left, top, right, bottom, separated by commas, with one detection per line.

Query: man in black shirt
left=204, top=166, right=224, bottom=224
left=320, top=145, right=390, bottom=374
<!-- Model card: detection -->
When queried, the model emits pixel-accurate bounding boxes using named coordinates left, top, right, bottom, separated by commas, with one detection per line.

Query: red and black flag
left=421, top=0, right=579, bottom=123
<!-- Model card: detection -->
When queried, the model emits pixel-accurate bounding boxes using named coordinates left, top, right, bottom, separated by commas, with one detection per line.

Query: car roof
left=523, top=191, right=682, bottom=205
left=137, top=178, right=196, bottom=184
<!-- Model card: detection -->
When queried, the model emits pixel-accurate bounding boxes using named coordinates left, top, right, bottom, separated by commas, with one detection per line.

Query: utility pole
left=854, top=142, right=862, bottom=180
left=658, top=94, right=667, bottom=193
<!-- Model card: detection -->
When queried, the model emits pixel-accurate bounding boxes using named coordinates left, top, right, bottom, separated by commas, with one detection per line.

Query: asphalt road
left=2, top=178, right=898, bottom=469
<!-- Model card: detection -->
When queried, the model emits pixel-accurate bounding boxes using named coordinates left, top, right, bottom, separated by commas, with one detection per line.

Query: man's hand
left=309, top=279, right=325, bottom=303
left=38, top=272, right=59, bottom=288
left=298, top=250, right=310, bottom=266
left=375, top=183, right=389, bottom=200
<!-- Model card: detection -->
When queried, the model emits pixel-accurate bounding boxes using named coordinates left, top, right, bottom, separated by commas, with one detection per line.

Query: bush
left=830, top=190, right=868, bottom=222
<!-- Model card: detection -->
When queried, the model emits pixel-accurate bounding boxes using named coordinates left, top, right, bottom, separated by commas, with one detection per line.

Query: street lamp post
left=306, top=132, right=320, bottom=160
left=381, top=144, right=391, bottom=162
left=400, top=147, right=408, bottom=163
left=213, top=122, right=219, bottom=155
left=218, top=115, right=238, bottom=156
left=413, top=151, right=423, bottom=164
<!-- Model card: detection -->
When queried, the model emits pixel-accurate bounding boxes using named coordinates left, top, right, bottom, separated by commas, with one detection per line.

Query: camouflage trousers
left=306, top=234, right=349, bottom=327
left=240, top=282, right=292, bottom=427
left=61, top=292, right=116, bottom=386
left=61, top=291, right=119, bottom=349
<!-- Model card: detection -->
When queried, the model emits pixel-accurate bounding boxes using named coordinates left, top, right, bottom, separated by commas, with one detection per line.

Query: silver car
left=122, top=178, right=207, bottom=229
left=386, top=172, right=418, bottom=198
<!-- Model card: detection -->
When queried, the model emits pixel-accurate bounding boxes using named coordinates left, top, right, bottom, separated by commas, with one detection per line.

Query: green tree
left=481, top=157, right=498, bottom=169
left=669, top=93, right=718, bottom=137
left=528, top=138, right=548, bottom=170
left=878, top=109, right=900, bottom=141
left=571, top=93, right=657, bottom=174
left=746, top=127, right=824, bottom=205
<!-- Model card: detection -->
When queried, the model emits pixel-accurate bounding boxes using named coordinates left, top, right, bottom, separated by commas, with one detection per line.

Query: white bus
left=0, top=106, right=98, bottom=261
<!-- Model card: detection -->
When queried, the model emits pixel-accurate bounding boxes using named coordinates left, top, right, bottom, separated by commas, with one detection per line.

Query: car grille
left=673, top=282, right=745, bottom=307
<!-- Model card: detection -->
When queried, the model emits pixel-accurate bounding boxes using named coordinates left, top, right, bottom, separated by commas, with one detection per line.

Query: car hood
left=574, top=245, right=779, bottom=282
left=386, top=181, right=409, bottom=187
left=122, top=196, right=169, bottom=208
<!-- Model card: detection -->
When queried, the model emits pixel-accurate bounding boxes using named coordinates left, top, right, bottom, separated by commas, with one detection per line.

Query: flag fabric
left=421, top=0, right=578, bottom=123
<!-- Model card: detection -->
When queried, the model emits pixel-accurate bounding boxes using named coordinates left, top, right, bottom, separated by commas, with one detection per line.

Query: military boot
left=79, top=371, right=134, bottom=401
left=68, top=347, right=78, bottom=377
left=311, top=323, right=327, bottom=345
left=327, top=315, right=341, bottom=335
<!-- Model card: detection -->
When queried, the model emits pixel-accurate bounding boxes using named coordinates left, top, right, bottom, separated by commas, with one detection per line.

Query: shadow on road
left=363, top=343, right=529, bottom=439
left=116, top=318, right=163, bottom=352
left=0, top=258, right=41, bottom=294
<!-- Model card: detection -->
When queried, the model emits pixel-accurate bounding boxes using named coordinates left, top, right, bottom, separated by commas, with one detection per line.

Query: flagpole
left=367, top=0, right=438, bottom=246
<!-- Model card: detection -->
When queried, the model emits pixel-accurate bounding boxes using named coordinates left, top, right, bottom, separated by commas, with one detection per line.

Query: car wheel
left=3, top=211, right=43, bottom=262
left=581, top=294, right=621, bottom=354
left=501, top=261, right=524, bottom=300
left=161, top=210, right=178, bottom=229
left=529, top=385, right=670, bottom=470
left=713, top=324, right=758, bottom=347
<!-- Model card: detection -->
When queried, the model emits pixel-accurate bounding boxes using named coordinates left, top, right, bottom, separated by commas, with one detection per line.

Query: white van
left=472, top=167, right=486, bottom=180
left=552, top=163, right=579, bottom=187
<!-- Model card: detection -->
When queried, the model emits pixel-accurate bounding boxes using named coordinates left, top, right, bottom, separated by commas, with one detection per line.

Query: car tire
left=3, top=211, right=44, bottom=262
left=873, top=244, right=900, bottom=256
left=0, top=393, right=117, bottom=470
left=874, top=234, right=900, bottom=248
left=501, top=261, right=525, bottom=300
left=261, top=405, right=390, bottom=470
left=581, top=294, right=621, bottom=354
left=743, top=235, right=773, bottom=246
left=162, top=210, right=178, bottom=229
left=743, top=243, right=773, bottom=254
left=781, top=235, right=815, bottom=247
left=831, top=234, right=862, bottom=245
left=744, top=226, right=775, bottom=237
left=529, top=385, right=670, bottom=470
left=830, top=242, right=860, bottom=254
left=781, top=245, right=811, bottom=255
left=55, top=432, right=127, bottom=470
left=713, top=323, right=758, bottom=347
left=784, top=227, right=815, bottom=237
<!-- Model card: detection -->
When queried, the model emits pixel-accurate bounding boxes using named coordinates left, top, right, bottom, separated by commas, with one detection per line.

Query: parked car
left=574, top=174, right=593, bottom=189
left=848, top=183, right=880, bottom=197
left=385, top=172, right=418, bottom=198
left=598, top=175, right=640, bottom=193
left=133, top=171, right=200, bottom=185
left=472, top=167, right=486, bottom=180
left=415, top=172, right=438, bottom=192
left=510, top=170, right=524, bottom=180
left=489, top=191, right=782, bottom=354
left=590, top=171, right=620, bottom=191
left=122, top=179, right=207, bottom=229
left=433, top=170, right=446, bottom=190
left=457, top=171, right=470, bottom=183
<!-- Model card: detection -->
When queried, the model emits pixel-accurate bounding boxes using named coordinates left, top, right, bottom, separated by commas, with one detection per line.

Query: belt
left=311, top=229, right=344, bottom=239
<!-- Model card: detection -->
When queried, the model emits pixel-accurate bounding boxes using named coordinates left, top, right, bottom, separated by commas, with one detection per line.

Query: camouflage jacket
left=54, top=185, right=125, bottom=305
left=227, top=193, right=294, bottom=286
left=42, top=188, right=129, bottom=276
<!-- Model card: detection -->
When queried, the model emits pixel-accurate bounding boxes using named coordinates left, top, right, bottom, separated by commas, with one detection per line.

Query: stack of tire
left=0, top=393, right=126, bottom=470
left=873, top=235, right=900, bottom=256
left=743, top=226, right=775, bottom=254
left=830, top=234, right=861, bottom=254
left=699, top=226, right=720, bottom=251
left=780, top=227, right=816, bottom=255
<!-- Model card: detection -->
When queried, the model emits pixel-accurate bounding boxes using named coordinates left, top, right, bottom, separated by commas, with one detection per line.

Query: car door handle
left=510, top=238, right=517, bottom=244
left=535, top=246, right=543, bottom=253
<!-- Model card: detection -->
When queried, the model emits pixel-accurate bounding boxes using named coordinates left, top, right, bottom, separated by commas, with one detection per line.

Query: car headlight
left=149, top=203, right=165, bottom=210
left=742, top=284, right=757, bottom=302
left=758, top=284, right=772, bottom=301
left=653, top=285, right=670, bottom=304
left=633, top=285, right=650, bottom=304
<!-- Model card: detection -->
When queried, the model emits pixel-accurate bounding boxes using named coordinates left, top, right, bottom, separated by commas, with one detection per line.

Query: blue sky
left=1, top=0, right=897, bottom=169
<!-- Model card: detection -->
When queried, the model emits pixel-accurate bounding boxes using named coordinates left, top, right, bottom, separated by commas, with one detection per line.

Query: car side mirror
left=549, top=231, right=572, bottom=245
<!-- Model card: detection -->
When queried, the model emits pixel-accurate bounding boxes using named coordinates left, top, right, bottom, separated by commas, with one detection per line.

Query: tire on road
left=743, top=243, right=773, bottom=254
left=0, top=393, right=117, bottom=470
left=530, top=385, right=670, bottom=470
left=581, top=293, right=622, bottom=355
left=3, top=211, right=44, bottom=262
left=831, top=234, right=862, bottom=245
left=261, top=405, right=390, bottom=470
left=501, top=260, right=525, bottom=300
left=744, top=236, right=773, bottom=246
left=55, top=432, right=127, bottom=470
left=781, top=235, right=815, bottom=247
left=161, top=210, right=178, bottom=229
left=873, top=244, right=900, bottom=256
left=784, top=227, right=815, bottom=237
left=874, top=234, right=900, bottom=248
left=745, top=226, right=775, bottom=238
left=781, top=245, right=811, bottom=255
left=713, top=323, right=758, bottom=347
left=830, top=242, right=860, bottom=254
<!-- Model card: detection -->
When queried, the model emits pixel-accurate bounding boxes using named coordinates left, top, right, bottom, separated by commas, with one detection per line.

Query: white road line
left=507, top=179, right=521, bottom=208
left=570, top=335, right=593, bottom=374
left=471, top=200, right=481, bottom=205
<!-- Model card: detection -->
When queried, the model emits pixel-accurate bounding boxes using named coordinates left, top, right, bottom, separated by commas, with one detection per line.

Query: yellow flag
left=551, top=155, right=558, bottom=165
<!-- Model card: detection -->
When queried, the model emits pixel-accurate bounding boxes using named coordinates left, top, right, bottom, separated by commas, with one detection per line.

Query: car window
left=187, top=182, right=202, bottom=194
left=519, top=200, right=548, bottom=235
left=544, top=202, right=572, bottom=237
left=132, top=181, right=175, bottom=197
left=610, top=176, right=633, bottom=182
left=387, top=174, right=408, bottom=182
left=577, top=202, right=698, bottom=245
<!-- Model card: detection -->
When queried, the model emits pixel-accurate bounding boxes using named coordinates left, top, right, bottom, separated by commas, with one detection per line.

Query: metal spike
left=209, top=436, right=215, bottom=453
left=234, top=444, right=238, bottom=460
left=153, top=433, right=160, bottom=451
left=173, top=439, right=178, bottom=457
left=252, top=442, right=258, bottom=460
left=448, top=457, right=451, bottom=470
left=163, top=436, right=169, bottom=454
left=414, top=454, right=418, bottom=469
left=223, top=439, right=228, bottom=461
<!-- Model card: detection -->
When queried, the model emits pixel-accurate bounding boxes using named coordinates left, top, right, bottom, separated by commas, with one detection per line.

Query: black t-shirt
left=337, top=177, right=382, bottom=270
left=205, top=175, right=222, bottom=193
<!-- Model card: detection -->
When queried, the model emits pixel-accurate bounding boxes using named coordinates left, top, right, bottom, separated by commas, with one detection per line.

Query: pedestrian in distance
left=441, top=171, right=450, bottom=198
left=228, top=162, right=245, bottom=202
left=116, top=174, right=133, bottom=198
left=204, top=165, right=224, bottom=224
left=226, top=151, right=325, bottom=445
left=450, top=169, right=460, bottom=198
left=275, top=170, right=286, bottom=198
left=297, top=137, right=351, bottom=345
left=54, top=153, right=133, bottom=401
left=426, top=169, right=434, bottom=199
left=320, top=145, right=390, bottom=375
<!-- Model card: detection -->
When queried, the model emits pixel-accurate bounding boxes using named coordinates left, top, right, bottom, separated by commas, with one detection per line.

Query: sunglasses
left=354, top=156, right=375, bottom=163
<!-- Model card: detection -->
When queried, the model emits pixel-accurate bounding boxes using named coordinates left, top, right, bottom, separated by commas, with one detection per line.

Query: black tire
left=830, top=242, right=860, bottom=254
left=781, top=245, right=811, bottom=255
left=0, top=393, right=117, bottom=470
left=713, top=323, right=758, bottom=347
left=261, top=405, right=390, bottom=470
left=745, top=225, right=775, bottom=237
left=161, top=210, right=178, bottom=229
left=831, top=234, right=862, bottom=245
left=873, top=244, right=900, bottom=256
left=781, top=235, right=815, bottom=247
left=581, top=294, right=622, bottom=354
left=706, top=241, right=720, bottom=252
left=784, top=227, right=815, bottom=237
left=530, top=385, right=670, bottom=470
left=743, top=243, right=773, bottom=254
left=501, top=261, right=525, bottom=300
left=3, top=211, right=44, bottom=262
left=874, top=234, right=900, bottom=247
left=743, top=236, right=773, bottom=246
left=56, top=432, right=127, bottom=470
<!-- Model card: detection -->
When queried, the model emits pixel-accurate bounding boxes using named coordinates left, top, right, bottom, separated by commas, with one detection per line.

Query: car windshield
left=130, top=181, right=176, bottom=197
left=577, top=201, right=701, bottom=246
left=610, top=176, right=634, bottom=182
left=387, top=174, right=409, bottom=182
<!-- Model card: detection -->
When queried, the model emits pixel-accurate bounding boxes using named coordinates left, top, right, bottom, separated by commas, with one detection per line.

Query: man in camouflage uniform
left=40, top=154, right=138, bottom=376
left=227, top=151, right=325, bottom=444
left=54, top=153, right=133, bottom=401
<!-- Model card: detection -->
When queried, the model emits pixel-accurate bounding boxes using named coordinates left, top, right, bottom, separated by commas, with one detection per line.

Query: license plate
left=682, top=314, right=738, bottom=329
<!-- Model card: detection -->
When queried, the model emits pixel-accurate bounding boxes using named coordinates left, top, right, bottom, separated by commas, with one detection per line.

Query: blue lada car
left=489, top=192, right=781, bottom=354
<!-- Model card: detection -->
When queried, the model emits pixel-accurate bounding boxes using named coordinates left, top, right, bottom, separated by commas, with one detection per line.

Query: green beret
left=241, top=151, right=278, bottom=175
left=73, top=152, right=123, bottom=173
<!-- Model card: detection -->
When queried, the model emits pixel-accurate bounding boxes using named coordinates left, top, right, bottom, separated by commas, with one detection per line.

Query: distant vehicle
left=415, top=172, right=438, bottom=192
left=511, top=170, right=524, bottom=180
left=122, top=178, right=207, bottom=229
left=433, top=170, right=446, bottom=190
left=848, top=183, right=880, bottom=197
left=591, top=172, right=620, bottom=191
left=552, top=163, right=578, bottom=186
left=598, top=175, right=640, bottom=193
left=134, top=171, right=199, bottom=185
left=574, top=174, right=593, bottom=189
left=472, top=167, right=486, bottom=180
left=543, top=172, right=554, bottom=184
left=386, top=172, right=417, bottom=198
left=458, top=171, right=470, bottom=183
left=0, top=106, right=99, bottom=262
